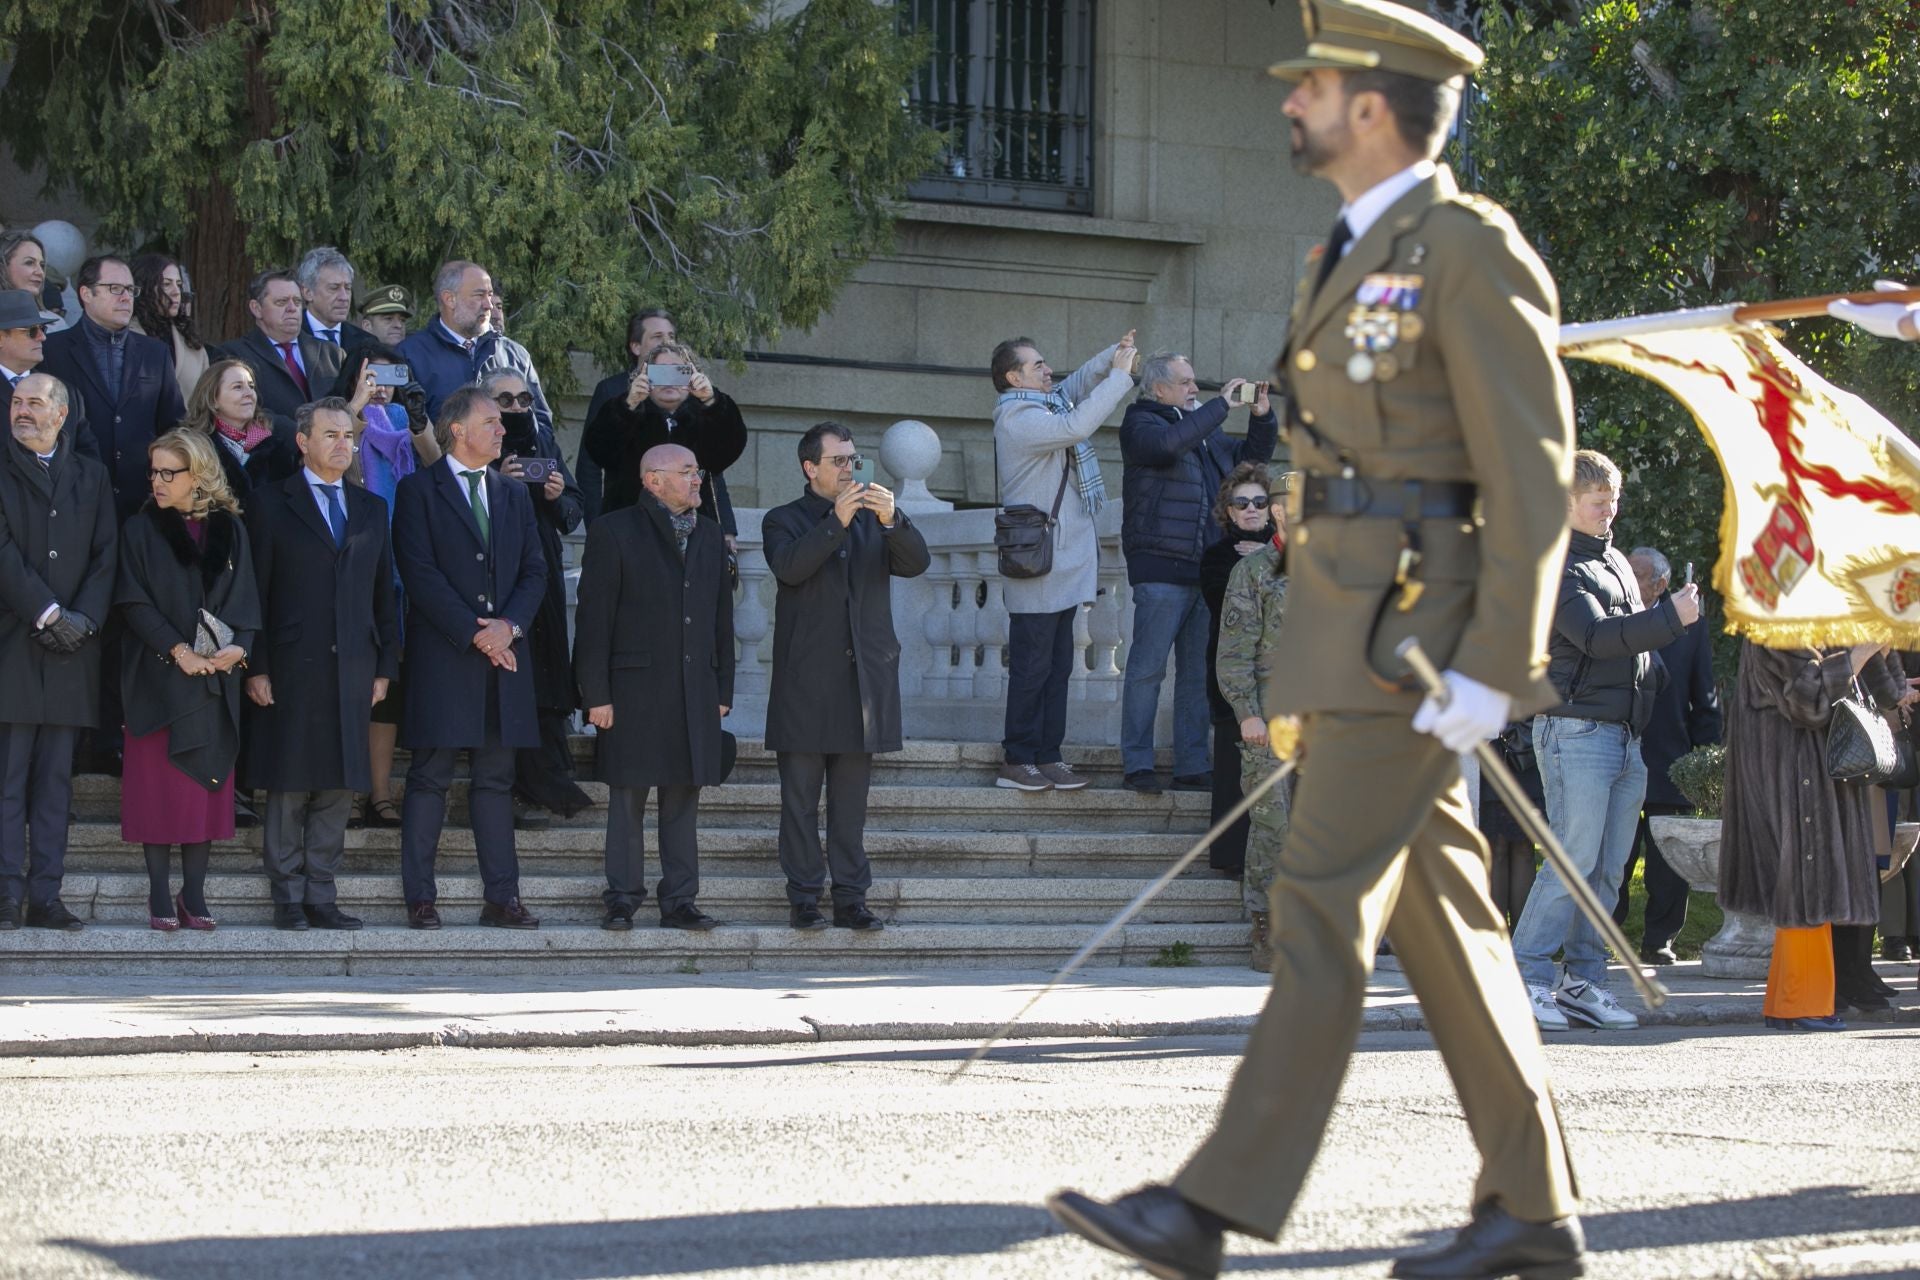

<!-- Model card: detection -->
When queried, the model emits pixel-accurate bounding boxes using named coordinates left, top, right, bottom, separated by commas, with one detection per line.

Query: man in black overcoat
left=217, top=269, right=345, bottom=426
left=391, top=385, right=547, bottom=931
left=762, top=423, right=930, bottom=931
left=574, top=442, right=733, bottom=932
left=245, top=398, right=399, bottom=931
left=0, top=373, right=116, bottom=930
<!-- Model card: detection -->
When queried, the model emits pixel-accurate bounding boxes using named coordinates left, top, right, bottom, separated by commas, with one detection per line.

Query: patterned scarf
left=996, top=388, right=1107, bottom=517
left=649, top=493, right=697, bottom=559
left=215, top=417, right=274, bottom=453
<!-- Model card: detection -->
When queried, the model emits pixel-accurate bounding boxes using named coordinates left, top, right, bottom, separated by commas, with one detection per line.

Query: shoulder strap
left=1049, top=448, right=1073, bottom=520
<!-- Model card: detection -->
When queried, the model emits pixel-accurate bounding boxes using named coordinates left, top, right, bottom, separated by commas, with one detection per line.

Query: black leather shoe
left=25, top=900, right=84, bottom=931
left=660, top=903, right=719, bottom=931
left=1390, top=1200, right=1586, bottom=1279
left=479, top=898, right=540, bottom=929
left=1047, top=1184, right=1224, bottom=1280
left=602, top=907, right=634, bottom=932
left=407, top=902, right=441, bottom=931
left=1122, top=770, right=1164, bottom=795
left=0, top=900, right=19, bottom=931
left=790, top=904, right=829, bottom=931
left=1881, top=937, right=1912, bottom=962
left=833, top=903, right=884, bottom=932
left=304, top=904, right=363, bottom=931
left=273, top=904, right=311, bottom=931
left=1170, top=772, right=1213, bottom=792
left=1639, top=944, right=1678, bottom=966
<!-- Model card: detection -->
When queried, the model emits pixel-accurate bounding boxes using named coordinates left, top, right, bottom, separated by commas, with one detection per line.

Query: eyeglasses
left=4, top=325, right=46, bottom=339
left=1227, top=495, right=1271, bottom=511
left=148, top=466, right=187, bottom=482
left=492, top=391, right=534, bottom=409
left=821, top=454, right=866, bottom=470
left=644, top=466, right=702, bottom=479
left=92, top=283, right=139, bottom=300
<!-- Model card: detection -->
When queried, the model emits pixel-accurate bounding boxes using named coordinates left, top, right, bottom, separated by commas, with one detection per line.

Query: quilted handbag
left=1826, top=682, right=1900, bottom=784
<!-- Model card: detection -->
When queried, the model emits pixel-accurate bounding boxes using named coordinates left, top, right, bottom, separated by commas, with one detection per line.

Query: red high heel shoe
left=174, top=892, right=217, bottom=932
left=149, top=914, right=180, bottom=932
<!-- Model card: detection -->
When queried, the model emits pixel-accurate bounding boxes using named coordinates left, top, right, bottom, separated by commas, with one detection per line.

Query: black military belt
left=1298, top=473, right=1478, bottom=521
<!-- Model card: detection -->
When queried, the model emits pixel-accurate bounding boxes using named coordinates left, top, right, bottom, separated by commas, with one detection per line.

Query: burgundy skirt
left=120, top=726, right=235, bottom=845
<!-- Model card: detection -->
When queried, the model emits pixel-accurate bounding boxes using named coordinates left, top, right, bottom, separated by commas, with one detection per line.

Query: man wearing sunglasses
left=1117, top=355, right=1278, bottom=795
left=0, top=290, right=93, bottom=468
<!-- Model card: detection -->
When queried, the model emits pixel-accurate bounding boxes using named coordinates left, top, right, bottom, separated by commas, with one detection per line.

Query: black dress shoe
left=407, top=902, right=442, bottom=930
left=660, top=903, right=719, bottom=931
left=1170, top=772, right=1213, bottom=792
left=833, top=903, right=884, bottom=932
left=1046, top=1184, right=1224, bottom=1280
left=1881, top=938, right=1912, bottom=962
left=1639, top=943, right=1678, bottom=966
left=602, top=907, right=633, bottom=932
left=273, top=904, right=311, bottom=932
left=304, top=904, right=363, bottom=931
left=479, top=898, right=540, bottom=929
left=790, top=904, right=829, bottom=931
left=1390, top=1199, right=1585, bottom=1279
left=25, top=900, right=84, bottom=931
left=1122, top=770, right=1164, bottom=795
left=0, top=900, right=19, bottom=931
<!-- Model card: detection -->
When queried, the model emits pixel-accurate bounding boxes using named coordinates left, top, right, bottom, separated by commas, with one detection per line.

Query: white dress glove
left=1410, top=669, right=1513, bottom=754
left=1827, top=279, right=1917, bottom=341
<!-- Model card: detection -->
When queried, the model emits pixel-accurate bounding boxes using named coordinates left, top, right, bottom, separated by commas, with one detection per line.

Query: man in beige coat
left=1049, top=3, right=1586, bottom=1277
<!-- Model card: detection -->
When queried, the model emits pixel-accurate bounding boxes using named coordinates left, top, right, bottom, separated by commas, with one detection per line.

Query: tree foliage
left=0, top=0, right=939, bottom=385
left=1463, top=0, right=1920, bottom=649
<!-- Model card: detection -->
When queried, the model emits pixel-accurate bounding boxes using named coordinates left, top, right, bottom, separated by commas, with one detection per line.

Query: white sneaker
left=1527, top=984, right=1569, bottom=1032
left=1556, top=977, right=1639, bottom=1030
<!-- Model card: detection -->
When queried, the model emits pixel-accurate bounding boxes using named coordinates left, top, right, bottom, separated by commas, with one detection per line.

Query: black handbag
left=1883, top=709, right=1920, bottom=790
left=994, top=449, right=1072, bottom=580
left=1827, top=679, right=1901, bottom=784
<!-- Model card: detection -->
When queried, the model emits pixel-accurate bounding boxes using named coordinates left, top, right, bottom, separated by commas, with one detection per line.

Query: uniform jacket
left=1200, top=523, right=1278, bottom=722
left=391, top=460, right=546, bottom=750
left=1639, top=590, right=1722, bottom=808
left=1720, top=643, right=1904, bottom=929
left=244, top=474, right=399, bottom=792
left=572, top=500, right=734, bottom=787
left=217, top=327, right=345, bottom=426
left=1541, top=529, right=1685, bottom=731
left=1214, top=544, right=1289, bottom=726
left=1119, top=396, right=1277, bottom=584
left=993, top=346, right=1133, bottom=615
left=42, top=322, right=188, bottom=522
left=113, top=504, right=261, bottom=789
left=581, top=389, right=746, bottom=534
left=1270, top=164, right=1573, bottom=716
left=762, top=490, right=931, bottom=755
left=397, top=323, right=558, bottom=440
left=0, top=435, right=117, bottom=726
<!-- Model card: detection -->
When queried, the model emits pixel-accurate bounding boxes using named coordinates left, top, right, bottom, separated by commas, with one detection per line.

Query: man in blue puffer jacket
left=1117, top=353, right=1277, bottom=793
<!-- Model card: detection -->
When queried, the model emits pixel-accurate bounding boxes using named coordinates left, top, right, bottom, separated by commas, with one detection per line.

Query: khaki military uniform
left=1174, top=164, right=1581, bottom=1237
left=1215, top=545, right=1295, bottom=913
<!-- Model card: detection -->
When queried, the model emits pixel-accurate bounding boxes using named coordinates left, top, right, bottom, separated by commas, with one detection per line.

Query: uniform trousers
left=0, top=723, right=78, bottom=908
left=604, top=784, right=701, bottom=914
left=776, top=751, right=874, bottom=908
left=1175, top=712, right=1579, bottom=1236
left=262, top=789, right=353, bottom=907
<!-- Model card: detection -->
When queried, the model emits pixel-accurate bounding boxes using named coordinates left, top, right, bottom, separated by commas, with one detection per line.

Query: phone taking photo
left=851, top=456, right=875, bottom=488
left=1684, top=562, right=1695, bottom=588
left=646, top=362, right=694, bottom=388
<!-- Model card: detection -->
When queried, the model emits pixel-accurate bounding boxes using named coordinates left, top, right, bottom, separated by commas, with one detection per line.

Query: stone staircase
left=1, top=739, right=1251, bottom=976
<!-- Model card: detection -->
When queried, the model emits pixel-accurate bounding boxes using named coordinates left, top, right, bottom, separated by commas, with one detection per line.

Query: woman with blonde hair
left=113, top=429, right=261, bottom=930
left=181, top=358, right=296, bottom=509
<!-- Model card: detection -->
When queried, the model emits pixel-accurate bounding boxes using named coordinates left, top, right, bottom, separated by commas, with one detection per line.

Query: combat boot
left=1248, top=911, right=1273, bottom=972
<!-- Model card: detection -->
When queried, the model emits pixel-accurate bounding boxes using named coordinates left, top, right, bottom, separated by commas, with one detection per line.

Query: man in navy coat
left=391, top=385, right=547, bottom=930
left=40, top=255, right=186, bottom=523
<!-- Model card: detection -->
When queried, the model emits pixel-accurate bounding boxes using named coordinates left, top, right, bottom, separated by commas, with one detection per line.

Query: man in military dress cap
left=1048, top=2, right=1587, bottom=1277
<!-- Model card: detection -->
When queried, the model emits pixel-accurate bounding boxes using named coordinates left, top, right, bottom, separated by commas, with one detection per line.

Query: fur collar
left=143, top=502, right=236, bottom=594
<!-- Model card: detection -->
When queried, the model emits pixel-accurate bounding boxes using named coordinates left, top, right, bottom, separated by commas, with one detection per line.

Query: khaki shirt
left=1268, top=165, right=1573, bottom=716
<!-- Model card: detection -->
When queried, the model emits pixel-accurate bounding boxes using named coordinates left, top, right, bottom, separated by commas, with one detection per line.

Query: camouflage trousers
left=1238, top=741, right=1296, bottom=915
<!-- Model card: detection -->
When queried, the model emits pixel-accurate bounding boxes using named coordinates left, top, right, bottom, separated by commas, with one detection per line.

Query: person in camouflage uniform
left=1215, top=508, right=1293, bottom=969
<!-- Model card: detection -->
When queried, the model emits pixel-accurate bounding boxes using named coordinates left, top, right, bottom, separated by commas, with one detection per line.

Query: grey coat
left=993, top=345, right=1133, bottom=614
left=1719, top=642, right=1905, bottom=929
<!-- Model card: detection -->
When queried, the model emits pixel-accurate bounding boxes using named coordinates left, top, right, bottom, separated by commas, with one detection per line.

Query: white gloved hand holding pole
left=1827, top=280, right=1920, bottom=341
left=1410, top=669, right=1513, bottom=754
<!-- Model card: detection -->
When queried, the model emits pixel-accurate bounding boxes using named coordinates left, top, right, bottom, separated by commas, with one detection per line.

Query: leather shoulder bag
left=994, top=448, right=1072, bottom=580
left=1826, top=676, right=1900, bottom=784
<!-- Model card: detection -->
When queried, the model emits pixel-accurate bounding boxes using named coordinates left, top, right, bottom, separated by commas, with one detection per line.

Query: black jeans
left=1003, top=607, right=1077, bottom=766
left=1612, top=802, right=1691, bottom=952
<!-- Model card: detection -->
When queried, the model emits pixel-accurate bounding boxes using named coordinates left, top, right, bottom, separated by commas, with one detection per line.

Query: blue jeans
left=1510, top=717, right=1648, bottom=991
left=1121, top=582, right=1212, bottom=776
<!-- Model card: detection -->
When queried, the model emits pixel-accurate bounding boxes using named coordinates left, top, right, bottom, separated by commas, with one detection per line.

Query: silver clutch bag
left=191, top=607, right=234, bottom=658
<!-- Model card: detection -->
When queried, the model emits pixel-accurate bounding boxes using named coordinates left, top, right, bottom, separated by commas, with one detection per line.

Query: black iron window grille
left=898, top=0, right=1096, bottom=213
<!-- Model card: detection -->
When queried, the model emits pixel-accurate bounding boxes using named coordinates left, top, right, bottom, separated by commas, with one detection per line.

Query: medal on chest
left=1344, top=273, right=1425, bottom=383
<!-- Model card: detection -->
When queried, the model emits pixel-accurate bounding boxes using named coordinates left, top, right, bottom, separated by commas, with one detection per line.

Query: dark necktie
left=463, top=470, right=491, bottom=542
left=276, top=342, right=310, bottom=397
left=320, top=327, right=340, bottom=346
left=1311, top=216, right=1354, bottom=300
left=321, top=483, right=346, bottom=546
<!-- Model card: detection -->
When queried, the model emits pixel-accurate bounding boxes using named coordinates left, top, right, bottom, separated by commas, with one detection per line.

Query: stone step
left=64, top=824, right=1221, bottom=878
left=69, top=778, right=1212, bottom=834
left=0, top=921, right=1251, bottom=976
left=62, top=871, right=1244, bottom=927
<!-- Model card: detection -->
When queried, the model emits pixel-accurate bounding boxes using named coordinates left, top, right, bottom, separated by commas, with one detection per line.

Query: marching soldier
left=1047, top=2, right=1586, bottom=1278
left=1213, top=528, right=1293, bottom=971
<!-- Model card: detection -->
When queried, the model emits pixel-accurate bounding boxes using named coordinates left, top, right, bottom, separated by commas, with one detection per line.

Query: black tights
left=144, top=842, right=211, bottom=918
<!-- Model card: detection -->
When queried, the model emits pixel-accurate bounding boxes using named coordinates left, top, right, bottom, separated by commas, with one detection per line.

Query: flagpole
left=1559, top=288, right=1920, bottom=347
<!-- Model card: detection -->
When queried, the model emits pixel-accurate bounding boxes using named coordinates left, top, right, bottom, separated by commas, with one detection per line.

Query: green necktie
left=463, top=469, right=491, bottom=542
